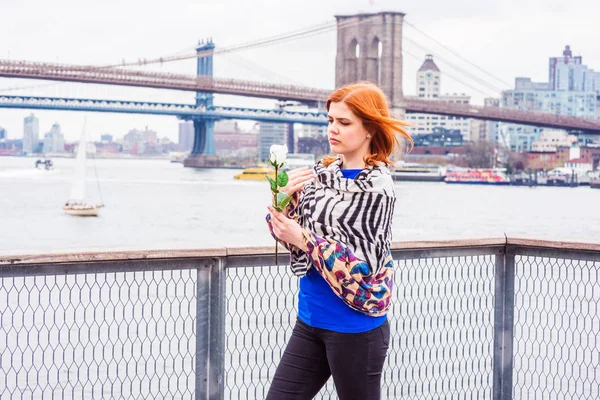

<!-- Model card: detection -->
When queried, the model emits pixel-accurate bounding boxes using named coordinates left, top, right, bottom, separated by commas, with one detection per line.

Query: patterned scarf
left=291, top=156, right=396, bottom=275
left=288, top=156, right=396, bottom=315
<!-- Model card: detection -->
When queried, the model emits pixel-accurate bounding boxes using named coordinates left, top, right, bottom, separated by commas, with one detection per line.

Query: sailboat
left=63, top=121, right=102, bottom=217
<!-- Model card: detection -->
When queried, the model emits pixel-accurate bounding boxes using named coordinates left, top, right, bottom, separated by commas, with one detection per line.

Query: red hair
left=323, top=81, right=412, bottom=167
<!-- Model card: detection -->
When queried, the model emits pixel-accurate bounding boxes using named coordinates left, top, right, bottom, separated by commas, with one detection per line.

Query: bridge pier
left=190, top=118, right=216, bottom=156
left=286, top=123, right=295, bottom=154
left=185, top=39, right=221, bottom=168
left=184, top=117, right=222, bottom=168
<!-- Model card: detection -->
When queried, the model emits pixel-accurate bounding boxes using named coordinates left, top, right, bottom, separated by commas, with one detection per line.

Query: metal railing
left=1, top=238, right=599, bottom=399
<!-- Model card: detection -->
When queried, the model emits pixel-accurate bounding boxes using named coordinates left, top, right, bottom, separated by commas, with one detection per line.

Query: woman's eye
left=340, top=122, right=349, bottom=126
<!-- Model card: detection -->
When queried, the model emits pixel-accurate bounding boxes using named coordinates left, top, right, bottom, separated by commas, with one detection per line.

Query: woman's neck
left=340, top=154, right=368, bottom=169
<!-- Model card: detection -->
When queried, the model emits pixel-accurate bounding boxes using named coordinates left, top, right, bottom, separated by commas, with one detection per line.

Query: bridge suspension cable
left=99, top=15, right=385, bottom=70
left=220, top=53, right=305, bottom=86
left=402, top=47, right=498, bottom=98
left=403, top=34, right=505, bottom=95
left=404, top=20, right=512, bottom=88
left=100, top=19, right=338, bottom=69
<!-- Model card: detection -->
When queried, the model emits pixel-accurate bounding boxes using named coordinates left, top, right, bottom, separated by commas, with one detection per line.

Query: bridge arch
left=335, top=12, right=405, bottom=105
left=367, top=36, right=382, bottom=85
left=345, top=38, right=360, bottom=82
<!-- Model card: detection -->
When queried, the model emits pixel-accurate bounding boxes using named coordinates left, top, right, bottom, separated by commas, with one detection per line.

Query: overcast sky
left=1, top=0, right=599, bottom=142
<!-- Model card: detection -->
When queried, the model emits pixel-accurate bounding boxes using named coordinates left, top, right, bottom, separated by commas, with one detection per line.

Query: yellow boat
left=234, top=167, right=275, bottom=181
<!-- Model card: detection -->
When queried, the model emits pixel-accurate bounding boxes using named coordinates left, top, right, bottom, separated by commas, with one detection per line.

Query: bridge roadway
left=0, top=95, right=328, bottom=125
left=2, top=60, right=600, bottom=133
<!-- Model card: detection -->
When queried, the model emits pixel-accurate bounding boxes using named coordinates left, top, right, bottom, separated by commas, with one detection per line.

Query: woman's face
left=327, top=101, right=371, bottom=160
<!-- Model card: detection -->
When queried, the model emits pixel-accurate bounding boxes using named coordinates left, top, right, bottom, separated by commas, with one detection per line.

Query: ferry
left=233, top=167, right=275, bottom=181
left=392, top=163, right=446, bottom=182
left=445, top=169, right=510, bottom=185
left=233, top=154, right=316, bottom=181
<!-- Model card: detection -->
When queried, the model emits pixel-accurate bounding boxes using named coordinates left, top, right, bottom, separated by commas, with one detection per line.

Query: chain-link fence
left=0, top=259, right=201, bottom=399
left=511, top=247, right=600, bottom=399
left=1, top=240, right=599, bottom=399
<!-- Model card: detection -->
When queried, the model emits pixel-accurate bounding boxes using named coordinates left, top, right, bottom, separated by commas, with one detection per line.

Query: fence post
left=492, top=249, right=516, bottom=400
left=195, top=258, right=226, bottom=400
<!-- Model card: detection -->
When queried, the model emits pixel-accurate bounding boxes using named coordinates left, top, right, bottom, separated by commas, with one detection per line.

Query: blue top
left=297, top=168, right=387, bottom=333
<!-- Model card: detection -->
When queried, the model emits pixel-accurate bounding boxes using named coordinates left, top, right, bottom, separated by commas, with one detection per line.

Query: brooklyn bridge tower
left=334, top=11, right=405, bottom=106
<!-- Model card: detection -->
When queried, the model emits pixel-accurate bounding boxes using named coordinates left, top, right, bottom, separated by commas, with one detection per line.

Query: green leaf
left=279, top=194, right=292, bottom=209
left=276, top=192, right=291, bottom=209
left=266, top=175, right=277, bottom=192
left=277, top=170, right=289, bottom=187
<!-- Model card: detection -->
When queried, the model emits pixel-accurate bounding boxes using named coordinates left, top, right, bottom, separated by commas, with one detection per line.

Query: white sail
left=69, top=124, right=87, bottom=203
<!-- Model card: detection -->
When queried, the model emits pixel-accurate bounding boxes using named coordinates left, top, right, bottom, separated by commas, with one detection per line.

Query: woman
left=266, top=82, right=412, bottom=399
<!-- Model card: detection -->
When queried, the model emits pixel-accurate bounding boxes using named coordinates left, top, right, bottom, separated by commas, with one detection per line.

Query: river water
left=1, top=156, right=598, bottom=255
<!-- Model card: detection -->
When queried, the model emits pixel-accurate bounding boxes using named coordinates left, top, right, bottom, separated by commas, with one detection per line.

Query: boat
left=35, top=159, right=54, bottom=170
left=546, top=168, right=578, bottom=187
left=64, top=122, right=102, bottom=217
left=234, top=166, right=275, bottom=181
left=233, top=154, right=316, bottom=181
left=445, top=169, right=510, bottom=185
left=169, top=151, right=187, bottom=163
left=392, top=163, right=446, bottom=182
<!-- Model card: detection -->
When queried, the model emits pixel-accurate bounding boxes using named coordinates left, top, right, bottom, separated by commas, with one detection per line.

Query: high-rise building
left=123, top=129, right=143, bottom=154
left=141, top=126, right=157, bottom=144
left=258, top=122, right=288, bottom=162
left=501, top=46, right=599, bottom=151
left=406, top=55, right=471, bottom=140
left=549, top=45, right=597, bottom=92
left=178, top=121, right=194, bottom=152
left=274, top=101, right=326, bottom=153
left=470, top=98, right=501, bottom=142
left=23, top=113, right=40, bottom=154
left=42, top=123, right=66, bottom=153
left=0, top=126, right=6, bottom=141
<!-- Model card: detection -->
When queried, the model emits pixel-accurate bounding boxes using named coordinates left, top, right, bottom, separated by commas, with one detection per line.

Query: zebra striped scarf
left=290, top=156, right=396, bottom=277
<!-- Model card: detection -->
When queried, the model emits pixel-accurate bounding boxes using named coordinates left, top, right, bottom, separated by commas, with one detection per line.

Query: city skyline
left=1, top=0, right=599, bottom=141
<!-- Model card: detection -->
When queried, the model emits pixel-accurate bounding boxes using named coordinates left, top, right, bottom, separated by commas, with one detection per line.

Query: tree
left=463, top=140, right=497, bottom=168
left=505, top=151, right=527, bottom=174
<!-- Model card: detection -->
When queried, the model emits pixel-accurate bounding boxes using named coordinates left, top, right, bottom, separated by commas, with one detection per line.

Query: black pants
left=266, top=318, right=390, bottom=400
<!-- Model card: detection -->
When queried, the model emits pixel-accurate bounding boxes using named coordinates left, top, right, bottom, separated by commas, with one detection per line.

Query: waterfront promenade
left=1, top=237, right=599, bottom=399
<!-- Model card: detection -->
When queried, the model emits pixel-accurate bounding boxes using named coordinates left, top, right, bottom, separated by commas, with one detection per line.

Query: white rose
left=269, top=144, right=288, bottom=166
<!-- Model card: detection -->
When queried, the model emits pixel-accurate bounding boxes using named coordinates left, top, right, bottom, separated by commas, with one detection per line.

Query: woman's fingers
left=282, top=168, right=314, bottom=195
left=287, top=167, right=312, bottom=181
left=268, top=206, right=285, bottom=221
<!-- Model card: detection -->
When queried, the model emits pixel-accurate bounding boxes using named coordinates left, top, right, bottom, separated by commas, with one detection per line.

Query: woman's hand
left=280, top=167, right=314, bottom=198
left=267, top=206, right=309, bottom=252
